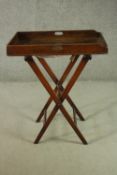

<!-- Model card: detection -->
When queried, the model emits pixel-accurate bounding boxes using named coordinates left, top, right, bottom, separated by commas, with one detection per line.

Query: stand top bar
left=7, top=30, right=108, bottom=56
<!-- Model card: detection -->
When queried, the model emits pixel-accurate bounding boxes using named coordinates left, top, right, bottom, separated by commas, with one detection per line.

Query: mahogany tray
left=7, top=30, right=108, bottom=56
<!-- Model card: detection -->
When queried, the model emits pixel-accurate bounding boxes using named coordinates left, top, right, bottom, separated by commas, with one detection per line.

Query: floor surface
left=0, top=81, right=117, bottom=175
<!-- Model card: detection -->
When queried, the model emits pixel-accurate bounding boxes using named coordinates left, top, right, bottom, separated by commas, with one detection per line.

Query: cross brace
left=25, top=55, right=91, bottom=144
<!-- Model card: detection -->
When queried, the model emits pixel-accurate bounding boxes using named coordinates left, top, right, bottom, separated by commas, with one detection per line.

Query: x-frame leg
left=25, top=55, right=91, bottom=144
left=36, top=55, right=85, bottom=122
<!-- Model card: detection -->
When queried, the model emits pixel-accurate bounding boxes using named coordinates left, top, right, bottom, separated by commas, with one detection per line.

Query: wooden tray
left=7, top=30, right=108, bottom=56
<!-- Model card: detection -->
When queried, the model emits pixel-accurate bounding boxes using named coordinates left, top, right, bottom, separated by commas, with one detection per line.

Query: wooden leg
left=73, top=107, right=77, bottom=126
left=59, top=105, right=87, bottom=144
left=25, top=55, right=91, bottom=144
left=36, top=55, right=85, bottom=121
left=43, top=109, right=47, bottom=124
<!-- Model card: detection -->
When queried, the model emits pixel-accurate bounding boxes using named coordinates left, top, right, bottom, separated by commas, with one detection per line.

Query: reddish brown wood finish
left=7, top=30, right=108, bottom=56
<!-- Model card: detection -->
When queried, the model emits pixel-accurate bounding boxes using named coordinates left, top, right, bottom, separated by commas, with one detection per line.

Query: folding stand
left=25, top=55, right=91, bottom=144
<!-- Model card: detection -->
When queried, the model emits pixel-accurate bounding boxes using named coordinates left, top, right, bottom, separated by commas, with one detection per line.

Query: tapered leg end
left=83, top=140, right=88, bottom=145
left=34, top=139, right=39, bottom=144
left=36, top=119, right=40, bottom=123
left=80, top=117, right=85, bottom=121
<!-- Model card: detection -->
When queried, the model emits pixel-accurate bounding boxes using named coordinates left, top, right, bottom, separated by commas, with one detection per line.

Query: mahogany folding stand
left=7, top=30, right=108, bottom=144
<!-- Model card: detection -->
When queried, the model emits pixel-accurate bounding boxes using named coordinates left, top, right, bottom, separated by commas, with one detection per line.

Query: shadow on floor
left=83, top=97, right=117, bottom=120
